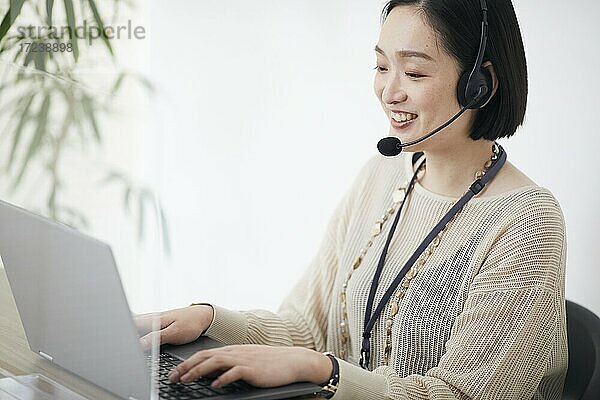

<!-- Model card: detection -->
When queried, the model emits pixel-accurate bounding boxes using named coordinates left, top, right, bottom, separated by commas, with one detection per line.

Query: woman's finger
left=171, top=348, right=220, bottom=379
left=179, top=353, right=233, bottom=383
left=211, top=366, right=247, bottom=388
left=169, top=349, right=214, bottom=382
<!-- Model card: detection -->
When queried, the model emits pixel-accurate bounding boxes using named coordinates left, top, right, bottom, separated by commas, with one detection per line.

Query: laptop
left=0, top=199, right=323, bottom=400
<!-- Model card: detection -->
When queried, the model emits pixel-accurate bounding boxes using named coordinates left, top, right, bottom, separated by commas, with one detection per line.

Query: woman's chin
left=388, top=127, right=419, bottom=142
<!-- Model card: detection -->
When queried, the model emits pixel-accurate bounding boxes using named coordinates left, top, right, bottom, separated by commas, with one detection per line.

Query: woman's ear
left=481, top=61, right=498, bottom=107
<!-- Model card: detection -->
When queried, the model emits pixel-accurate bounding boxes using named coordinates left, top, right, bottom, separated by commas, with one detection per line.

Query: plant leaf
left=123, top=186, right=131, bottom=213
left=71, top=109, right=88, bottom=149
left=13, top=94, right=51, bottom=190
left=63, top=0, right=79, bottom=61
left=0, top=34, right=21, bottom=54
left=22, top=41, right=36, bottom=66
left=0, top=0, right=27, bottom=44
left=158, top=203, right=171, bottom=257
left=138, top=188, right=157, bottom=243
left=48, top=183, right=56, bottom=210
left=137, top=192, right=145, bottom=242
left=33, top=48, right=48, bottom=71
left=110, top=73, right=155, bottom=96
left=111, top=72, right=126, bottom=94
left=100, top=170, right=126, bottom=186
left=87, top=0, right=113, bottom=56
left=23, top=40, right=49, bottom=72
left=79, top=215, right=89, bottom=229
left=7, top=94, right=35, bottom=172
left=135, top=74, right=155, bottom=94
left=59, top=206, right=89, bottom=230
left=81, top=94, right=101, bottom=143
left=46, top=0, right=54, bottom=27
left=0, top=77, right=29, bottom=106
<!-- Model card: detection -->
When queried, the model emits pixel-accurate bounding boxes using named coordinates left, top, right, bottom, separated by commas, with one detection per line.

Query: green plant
left=0, top=0, right=170, bottom=256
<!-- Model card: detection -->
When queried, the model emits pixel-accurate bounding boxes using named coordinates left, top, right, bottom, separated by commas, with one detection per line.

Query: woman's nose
left=381, top=74, right=408, bottom=105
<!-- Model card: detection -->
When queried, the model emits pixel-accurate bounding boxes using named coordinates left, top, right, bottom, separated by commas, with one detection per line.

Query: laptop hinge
left=38, top=351, right=53, bottom=362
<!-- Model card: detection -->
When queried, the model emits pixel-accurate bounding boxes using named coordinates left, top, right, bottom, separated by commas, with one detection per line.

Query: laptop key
left=154, top=352, right=260, bottom=398
left=193, top=387, right=219, bottom=397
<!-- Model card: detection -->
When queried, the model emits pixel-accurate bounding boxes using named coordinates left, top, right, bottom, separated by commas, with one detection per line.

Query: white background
left=4, top=1, right=596, bottom=318
left=121, top=0, right=600, bottom=317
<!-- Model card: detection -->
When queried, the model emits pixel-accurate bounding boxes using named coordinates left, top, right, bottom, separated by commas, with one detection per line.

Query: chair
left=562, top=300, right=600, bottom=400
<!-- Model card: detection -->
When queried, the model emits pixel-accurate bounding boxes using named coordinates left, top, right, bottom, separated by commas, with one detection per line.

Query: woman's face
left=374, top=5, right=474, bottom=152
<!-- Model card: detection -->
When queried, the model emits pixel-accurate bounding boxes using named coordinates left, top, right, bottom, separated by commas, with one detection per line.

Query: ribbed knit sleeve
left=202, top=155, right=379, bottom=349
left=330, top=192, right=568, bottom=399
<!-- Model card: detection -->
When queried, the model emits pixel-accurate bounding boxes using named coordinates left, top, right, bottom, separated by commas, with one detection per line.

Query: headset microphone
left=377, top=0, right=492, bottom=157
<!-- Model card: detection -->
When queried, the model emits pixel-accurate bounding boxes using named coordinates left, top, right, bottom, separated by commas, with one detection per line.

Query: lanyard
left=359, top=145, right=507, bottom=370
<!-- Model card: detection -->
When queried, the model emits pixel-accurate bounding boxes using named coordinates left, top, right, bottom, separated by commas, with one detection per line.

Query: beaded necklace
left=338, top=143, right=501, bottom=367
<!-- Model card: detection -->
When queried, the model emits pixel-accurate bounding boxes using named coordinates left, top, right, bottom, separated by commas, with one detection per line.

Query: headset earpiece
left=457, top=67, right=493, bottom=109
left=457, top=0, right=492, bottom=110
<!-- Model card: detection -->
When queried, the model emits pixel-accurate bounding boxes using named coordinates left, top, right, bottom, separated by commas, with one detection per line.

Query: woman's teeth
left=391, top=112, right=418, bottom=123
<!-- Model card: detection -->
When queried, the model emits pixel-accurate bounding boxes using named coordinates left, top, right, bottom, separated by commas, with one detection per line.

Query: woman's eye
left=372, top=67, right=423, bottom=79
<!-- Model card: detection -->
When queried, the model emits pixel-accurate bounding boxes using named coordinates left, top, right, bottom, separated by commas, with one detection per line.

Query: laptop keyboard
left=149, top=352, right=254, bottom=399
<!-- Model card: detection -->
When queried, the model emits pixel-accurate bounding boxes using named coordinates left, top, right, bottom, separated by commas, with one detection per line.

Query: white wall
left=129, top=0, right=600, bottom=317
left=506, top=0, right=600, bottom=316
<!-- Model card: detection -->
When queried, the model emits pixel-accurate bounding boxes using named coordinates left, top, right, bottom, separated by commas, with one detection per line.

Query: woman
left=137, top=1, right=567, bottom=398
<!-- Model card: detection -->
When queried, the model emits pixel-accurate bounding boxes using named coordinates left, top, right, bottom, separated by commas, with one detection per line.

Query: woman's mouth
left=390, top=111, right=418, bottom=130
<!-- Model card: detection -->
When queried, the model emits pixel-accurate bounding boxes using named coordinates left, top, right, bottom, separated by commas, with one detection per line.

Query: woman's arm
left=201, top=155, right=381, bottom=349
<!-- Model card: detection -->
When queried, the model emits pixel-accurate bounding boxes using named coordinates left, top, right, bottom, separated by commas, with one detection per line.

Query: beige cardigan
left=203, top=151, right=568, bottom=399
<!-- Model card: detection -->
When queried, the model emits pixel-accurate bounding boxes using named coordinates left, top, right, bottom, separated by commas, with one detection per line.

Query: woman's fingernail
left=211, top=379, right=220, bottom=388
left=167, top=370, right=180, bottom=382
left=180, top=374, right=190, bottom=383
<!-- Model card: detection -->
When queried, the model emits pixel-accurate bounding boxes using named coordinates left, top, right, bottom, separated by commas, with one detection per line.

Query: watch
left=314, top=352, right=339, bottom=399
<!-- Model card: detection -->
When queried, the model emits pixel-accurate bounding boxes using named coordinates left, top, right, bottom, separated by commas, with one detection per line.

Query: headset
left=377, top=0, right=493, bottom=156
left=458, top=0, right=493, bottom=109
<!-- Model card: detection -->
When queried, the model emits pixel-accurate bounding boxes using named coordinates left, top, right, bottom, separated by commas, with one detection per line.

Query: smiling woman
left=136, top=1, right=567, bottom=399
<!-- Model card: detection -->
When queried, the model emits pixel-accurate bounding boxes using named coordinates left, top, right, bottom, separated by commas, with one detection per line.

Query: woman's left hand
left=167, top=344, right=332, bottom=389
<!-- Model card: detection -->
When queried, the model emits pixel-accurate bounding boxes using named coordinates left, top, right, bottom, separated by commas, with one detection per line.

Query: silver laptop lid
left=0, top=199, right=151, bottom=400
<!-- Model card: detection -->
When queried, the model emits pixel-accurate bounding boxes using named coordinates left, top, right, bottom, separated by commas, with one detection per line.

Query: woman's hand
left=167, top=345, right=333, bottom=389
left=134, top=305, right=214, bottom=350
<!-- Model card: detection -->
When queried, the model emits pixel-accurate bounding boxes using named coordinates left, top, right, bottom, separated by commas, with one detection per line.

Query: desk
left=0, top=268, right=317, bottom=400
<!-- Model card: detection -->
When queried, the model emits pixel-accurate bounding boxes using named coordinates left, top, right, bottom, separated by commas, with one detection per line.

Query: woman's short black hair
left=380, top=0, right=528, bottom=141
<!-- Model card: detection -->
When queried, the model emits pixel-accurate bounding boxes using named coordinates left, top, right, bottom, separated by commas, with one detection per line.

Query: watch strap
left=315, top=352, right=339, bottom=399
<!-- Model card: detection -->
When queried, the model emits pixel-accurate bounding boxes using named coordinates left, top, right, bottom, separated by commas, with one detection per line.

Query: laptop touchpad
left=161, top=335, right=224, bottom=360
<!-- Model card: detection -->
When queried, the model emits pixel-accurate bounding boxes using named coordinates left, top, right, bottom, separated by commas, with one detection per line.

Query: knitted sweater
left=203, top=151, right=568, bottom=400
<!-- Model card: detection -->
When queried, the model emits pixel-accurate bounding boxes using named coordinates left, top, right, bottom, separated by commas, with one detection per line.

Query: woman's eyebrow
left=374, top=44, right=435, bottom=62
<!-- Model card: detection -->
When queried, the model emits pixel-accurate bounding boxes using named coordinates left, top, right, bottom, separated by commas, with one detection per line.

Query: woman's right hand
left=134, top=304, right=214, bottom=351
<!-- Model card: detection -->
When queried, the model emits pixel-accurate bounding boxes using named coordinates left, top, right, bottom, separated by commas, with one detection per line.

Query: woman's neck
left=418, top=139, right=497, bottom=198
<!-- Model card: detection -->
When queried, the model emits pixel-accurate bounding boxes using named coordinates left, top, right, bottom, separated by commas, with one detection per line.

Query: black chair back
left=562, top=300, right=600, bottom=400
